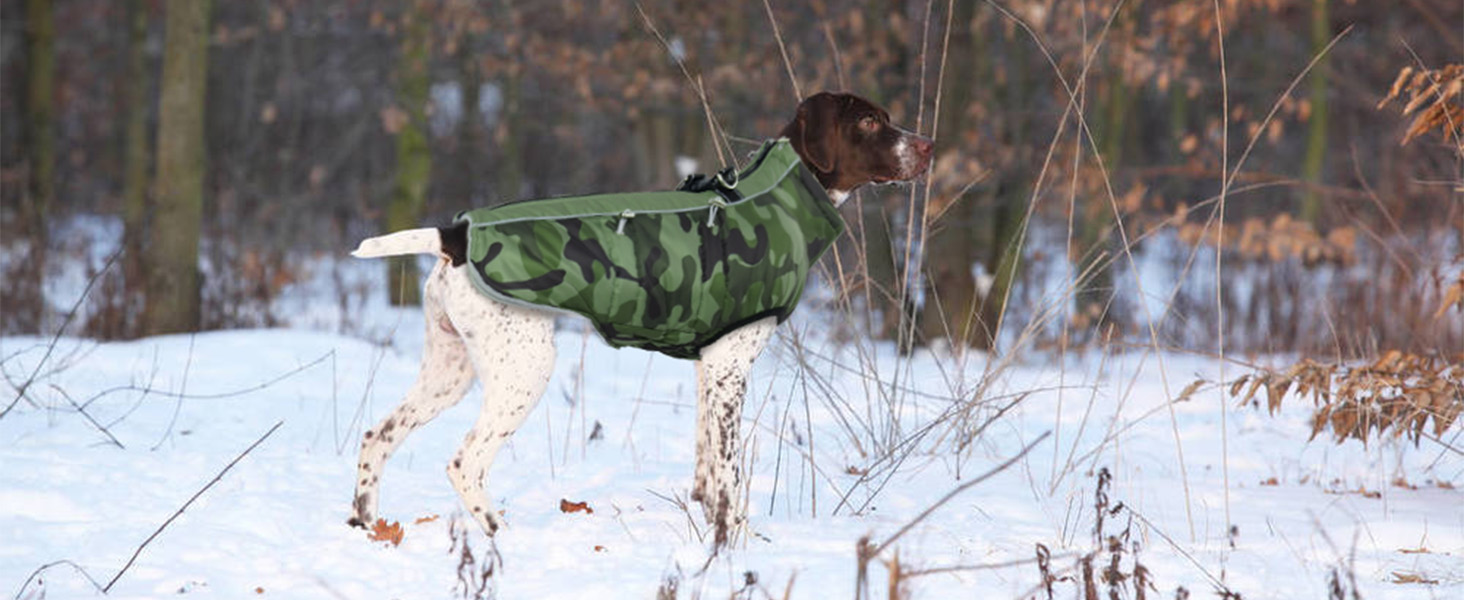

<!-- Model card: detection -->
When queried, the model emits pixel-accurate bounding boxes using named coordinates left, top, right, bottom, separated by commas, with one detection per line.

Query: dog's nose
left=911, top=135, right=934, bottom=159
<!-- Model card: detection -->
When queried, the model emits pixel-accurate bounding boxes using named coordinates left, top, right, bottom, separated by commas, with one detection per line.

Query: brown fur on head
left=780, top=92, right=934, bottom=197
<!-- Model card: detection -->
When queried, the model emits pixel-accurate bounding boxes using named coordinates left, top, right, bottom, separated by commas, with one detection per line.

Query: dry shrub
left=1176, top=214, right=1355, bottom=268
left=1378, top=65, right=1464, bottom=146
left=1224, top=351, right=1464, bottom=445
left=1029, top=469, right=1166, bottom=600
left=448, top=516, right=499, bottom=600
left=1436, top=271, right=1464, bottom=320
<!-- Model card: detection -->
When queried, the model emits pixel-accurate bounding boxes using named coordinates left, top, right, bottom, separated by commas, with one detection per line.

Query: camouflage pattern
left=454, top=139, right=844, bottom=359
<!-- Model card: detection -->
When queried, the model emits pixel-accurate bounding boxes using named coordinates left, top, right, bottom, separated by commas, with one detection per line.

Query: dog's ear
left=792, top=93, right=838, bottom=174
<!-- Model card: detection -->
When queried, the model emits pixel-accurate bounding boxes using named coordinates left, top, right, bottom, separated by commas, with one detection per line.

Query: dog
left=348, top=92, right=933, bottom=545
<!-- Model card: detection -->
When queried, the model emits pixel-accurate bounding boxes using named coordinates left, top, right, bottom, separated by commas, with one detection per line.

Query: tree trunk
left=494, top=70, right=523, bottom=204
left=8, top=0, right=56, bottom=333
left=386, top=6, right=432, bottom=307
left=1074, top=18, right=1134, bottom=335
left=1300, top=0, right=1329, bottom=224
left=920, top=0, right=984, bottom=349
left=23, top=0, right=55, bottom=237
left=121, top=0, right=152, bottom=337
left=980, top=184, right=1027, bottom=349
left=142, top=0, right=210, bottom=335
left=457, top=42, right=483, bottom=205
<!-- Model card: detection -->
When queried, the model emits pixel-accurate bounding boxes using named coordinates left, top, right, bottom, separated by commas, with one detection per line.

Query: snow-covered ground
left=3, top=258, right=1462, bottom=599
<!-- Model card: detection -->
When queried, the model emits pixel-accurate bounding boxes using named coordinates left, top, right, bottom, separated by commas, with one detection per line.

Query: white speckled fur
left=691, top=316, right=776, bottom=545
left=351, top=260, right=557, bottom=536
left=348, top=258, right=771, bottom=543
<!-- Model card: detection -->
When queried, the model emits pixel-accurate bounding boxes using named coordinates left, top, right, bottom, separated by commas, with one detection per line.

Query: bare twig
left=868, top=431, right=1050, bottom=557
left=49, top=384, right=124, bottom=449
left=1122, top=504, right=1236, bottom=595
left=3, top=246, right=121, bottom=419
left=152, top=332, right=197, bottom=450
left=82, top=351, right=331, bottom=413
left=632, top=3, right=736, bottom=166
left=13, top=559, right=106, bottom=599
left=1212, top=0, right=1234, bottom=546
left=103, top=420, right=284, bottom=593
left=761, top=0, right=802, bottom=102
left=903, top=551, right=1076, bottom=578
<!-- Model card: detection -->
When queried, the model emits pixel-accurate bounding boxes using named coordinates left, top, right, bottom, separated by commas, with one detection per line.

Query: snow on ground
left=3, top=261, right=1462, bottom=598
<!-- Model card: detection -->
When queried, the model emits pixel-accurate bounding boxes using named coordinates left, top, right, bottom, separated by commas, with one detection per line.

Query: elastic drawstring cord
left=616, top=209, right=636, bottom=234
left=706, top=197, right=727, bottom=228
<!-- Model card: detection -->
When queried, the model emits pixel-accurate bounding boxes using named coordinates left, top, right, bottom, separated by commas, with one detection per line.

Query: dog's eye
left=859, top=116, right=879, bottom=133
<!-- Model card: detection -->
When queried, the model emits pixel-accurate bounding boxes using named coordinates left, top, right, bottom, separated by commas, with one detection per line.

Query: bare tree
left=385, top=2, right=433, bottom=307
left=120, top=0, right=153, bottom=338
left=143, top=0, right=211, bottom=335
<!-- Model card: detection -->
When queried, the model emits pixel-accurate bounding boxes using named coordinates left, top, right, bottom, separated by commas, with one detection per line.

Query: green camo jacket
left=454, top=139, right=844, bottom=360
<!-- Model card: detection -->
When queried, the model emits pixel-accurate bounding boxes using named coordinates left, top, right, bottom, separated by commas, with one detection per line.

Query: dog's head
left=781, top=92, right=935, bottom=202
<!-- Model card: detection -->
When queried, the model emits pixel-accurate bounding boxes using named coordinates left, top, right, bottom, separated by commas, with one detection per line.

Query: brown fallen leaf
left=368, top=518, right=404, bottom=546
left=560, top=499, right=594, bottom=514
left=594, top=545, right=607, bottom=552
left=1260, top=477, right=1279, bottom=486
left=414, top=514, right=440, bottom=525
left=1391, top=571, right=1438, bottom=584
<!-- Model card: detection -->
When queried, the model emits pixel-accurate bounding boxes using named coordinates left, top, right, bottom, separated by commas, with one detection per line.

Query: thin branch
left=904, top=551, right=1076, bottom=578
left=81, top=352, right=331, bottom=413
left=13, top=559, right=107, bottom=599
left=1123, top=504, right=1238, bottom=596
left=3, top=246, right=121, bottom=419
left=761, top=0, right=802, bottom=102
left=632, top=3, right=735, bottom=166
left=103, top=420, right=284, bottom=593
left=152, top=332, right=197, bottom=450
left=868, top=430, right=1050, bottom=557
left=49, top=384, right=124, bottom=449
left=1212, top=0, right=1234, bottom=548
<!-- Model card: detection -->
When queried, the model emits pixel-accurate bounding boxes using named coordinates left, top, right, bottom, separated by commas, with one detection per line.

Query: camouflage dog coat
left=454, top=138, right=844, bottom=359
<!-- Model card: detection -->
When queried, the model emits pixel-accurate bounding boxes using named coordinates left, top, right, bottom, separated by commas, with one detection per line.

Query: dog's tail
left=353, top=223, right=469, bottom=265
left=352, top=228, right=441, bottom=259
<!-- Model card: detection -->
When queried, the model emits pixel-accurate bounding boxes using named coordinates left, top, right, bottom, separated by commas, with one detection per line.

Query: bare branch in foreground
left=103, top=420, right=284, bottom=593
left=2, top=247, right=121, bottom=420
left=13, top=559, right=107, bottom=599
left=873, top=430, right=1050, bottom=559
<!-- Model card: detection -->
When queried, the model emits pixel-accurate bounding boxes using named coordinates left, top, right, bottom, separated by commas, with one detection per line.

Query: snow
left=3, top=270, right=1463, bottom=598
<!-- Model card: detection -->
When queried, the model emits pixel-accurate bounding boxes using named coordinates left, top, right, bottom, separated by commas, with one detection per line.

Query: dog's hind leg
left=349, top=263, right=476, bottom=528
left=440, top=269, right=557, bottom=536
left=692, top=317, right=777, bottom=547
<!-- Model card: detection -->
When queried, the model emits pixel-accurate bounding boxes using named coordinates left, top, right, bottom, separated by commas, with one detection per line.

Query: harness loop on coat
left=714, top=167, right=739, bottom=190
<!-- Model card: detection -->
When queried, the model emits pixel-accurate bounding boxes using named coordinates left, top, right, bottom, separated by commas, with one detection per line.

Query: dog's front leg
left=692, top=317, right=777, bottom=546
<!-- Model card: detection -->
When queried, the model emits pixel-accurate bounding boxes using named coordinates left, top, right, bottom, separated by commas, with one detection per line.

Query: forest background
left=2, top=0, right=1462, bottom=357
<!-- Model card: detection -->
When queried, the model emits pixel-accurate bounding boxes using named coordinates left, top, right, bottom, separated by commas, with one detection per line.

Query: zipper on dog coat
left=453, top=138, right=845, bottom=360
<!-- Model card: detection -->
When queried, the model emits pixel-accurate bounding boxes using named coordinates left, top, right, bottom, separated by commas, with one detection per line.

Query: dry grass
left=1378, top=64, right=1464, bottom=147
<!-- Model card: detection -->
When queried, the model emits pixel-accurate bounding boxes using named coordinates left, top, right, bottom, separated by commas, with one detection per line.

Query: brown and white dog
left=349, top=92, right=933, bottom=545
